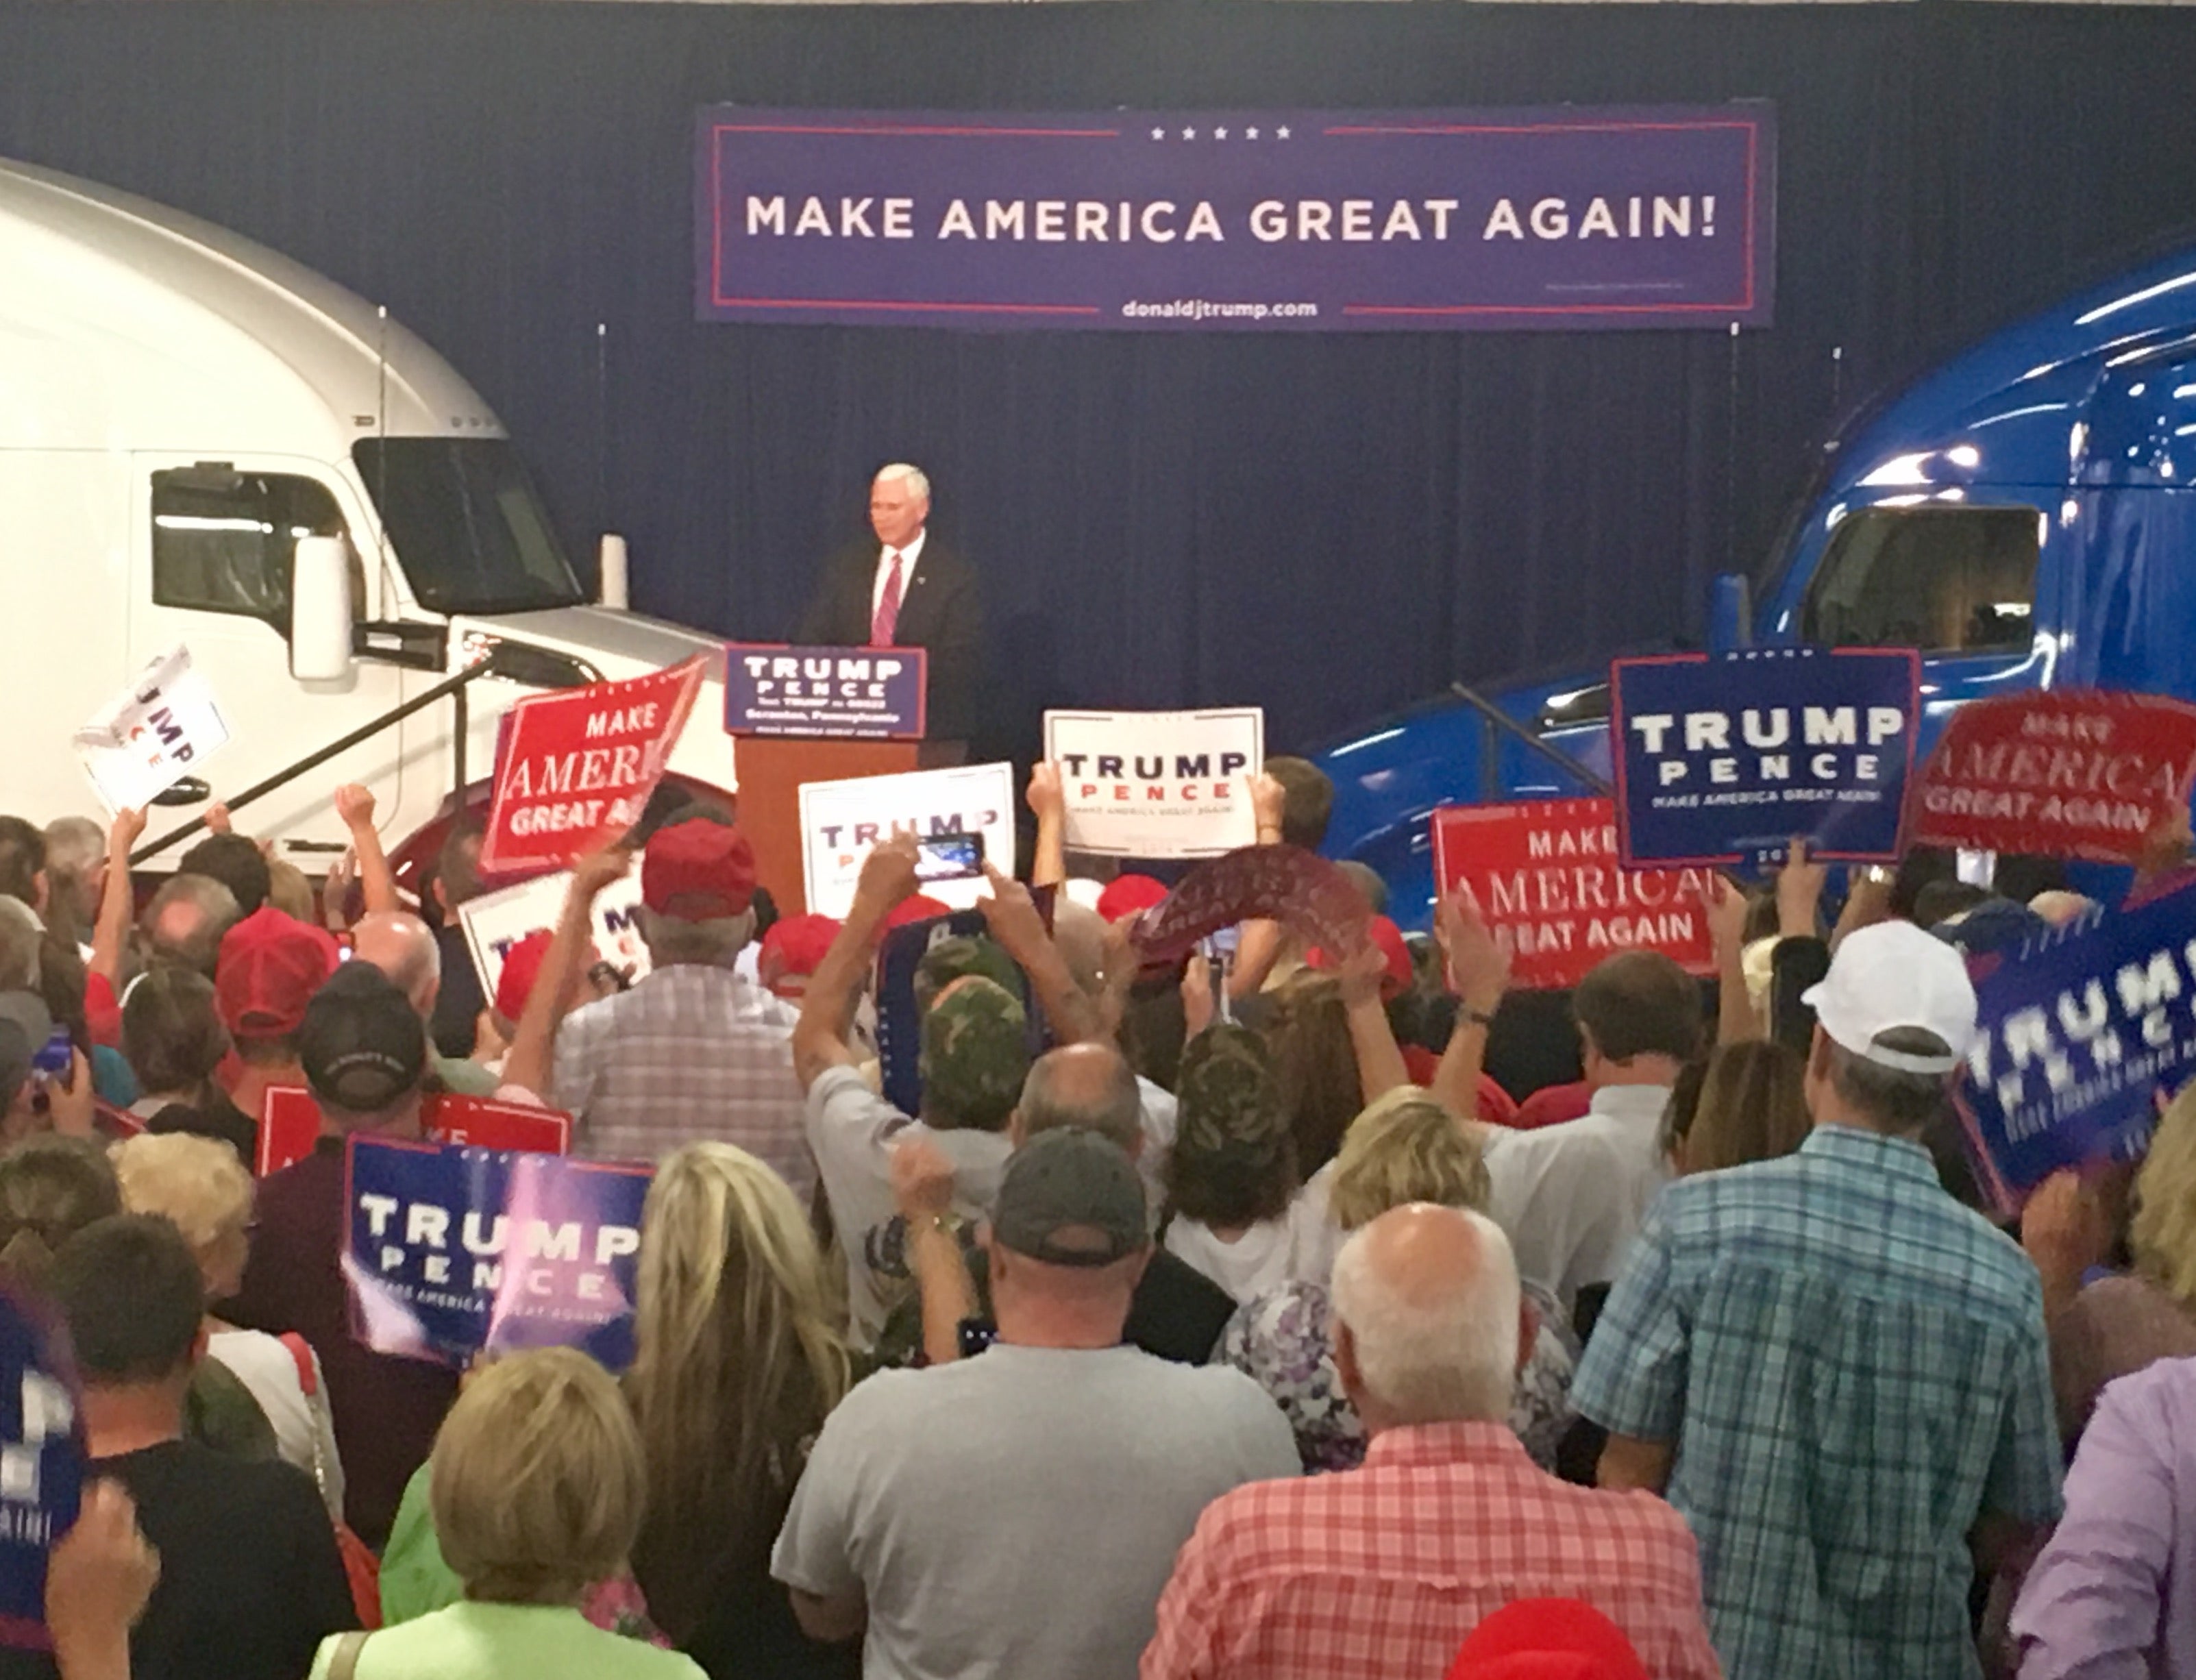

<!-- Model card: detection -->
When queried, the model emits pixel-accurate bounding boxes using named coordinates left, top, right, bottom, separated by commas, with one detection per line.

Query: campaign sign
left=1431, top=799, right=1716, bottom=989
left=1042, top=708, right=1264, bottom=858
left=343, top=1138, right=651, bottom=1371
left=799, top=761, right=1016, bottom=918
left=423, top=1095, right=572, bottom=1156
left=480, top=656, right=708, bottom=876
left=1131, top=845, right=1370, bottom=974
left=696, top=104, right=1775, bottom=332
left=1610, top=647, right=1921, bottom=867
left=725, top=643, right=927, bottom=739
left=1958, top=879, right=2196, bottom=1211
left=73, top=643, right=231, bottom=816
left=258, top=1086, right=323, bottom=1178
left=457, top=867, right=652, bottom=1008
left=872, top=904, right=1052, bottom=1121
left=0, top=1286, right=81, bottom=1651
left=1910, top=690, right=2196, bottom=865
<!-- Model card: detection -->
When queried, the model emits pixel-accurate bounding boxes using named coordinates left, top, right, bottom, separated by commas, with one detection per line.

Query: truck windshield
left=353, top=438, right=584, bottom=615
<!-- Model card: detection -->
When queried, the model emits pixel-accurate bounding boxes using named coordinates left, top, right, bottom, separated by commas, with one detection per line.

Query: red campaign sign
left=258, top=1086, right=323, bottom=1178
left=1128, top=844, right=1371, bottom=974
left=423, top=1094, right=572, bottom=1156
left=1431, top=798, right=1718, bottom=990
left=480, top=656, right=708, bottom=876
left=1908, top=690, right=2196, bottom=865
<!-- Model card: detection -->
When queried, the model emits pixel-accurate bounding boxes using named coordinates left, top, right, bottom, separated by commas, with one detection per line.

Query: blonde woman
left=110, top=1131, right=343, bottom=1514
left=1218, top=1087, right=1580, bottom=1471
left=312, top=1350, right=704, bottom=1680
left=626, top=1143, right=859, bottom=1680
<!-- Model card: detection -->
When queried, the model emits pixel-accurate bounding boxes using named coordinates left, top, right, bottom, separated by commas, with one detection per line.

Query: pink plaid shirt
left=1141, top=1421, right=1720, bottom=1680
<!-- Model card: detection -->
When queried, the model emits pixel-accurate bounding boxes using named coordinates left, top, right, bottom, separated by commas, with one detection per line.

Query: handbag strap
left=325, top=1630, right=371, bottom=1680
left=277, top=1333, right=334, bottom=1503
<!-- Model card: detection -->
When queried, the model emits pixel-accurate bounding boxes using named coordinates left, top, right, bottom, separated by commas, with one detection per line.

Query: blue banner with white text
left=1610, top=647, right=1921, bottom=867
left=343, top=1139, right=651, bottom=1372
left=694, top=104, right=1775, bottom=332
left=1960, top=880, right=2196, bottom=1209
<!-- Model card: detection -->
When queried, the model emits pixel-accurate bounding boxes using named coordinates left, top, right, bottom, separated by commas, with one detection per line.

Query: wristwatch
left=1459, top=1005, right=1499, bottom=1030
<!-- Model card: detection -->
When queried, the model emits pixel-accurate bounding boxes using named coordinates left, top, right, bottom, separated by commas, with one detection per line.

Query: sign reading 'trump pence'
left=798, top=761, right=1016, bottom=918
left=1609, top=647, right=1921, bottom=867
left=1044, top=708, right=1263, bottom=857
left=725, top=643, right=928, bottom=740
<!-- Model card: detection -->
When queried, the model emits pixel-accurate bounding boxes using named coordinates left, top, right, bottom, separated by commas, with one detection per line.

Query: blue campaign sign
left=1609, top=647, right=1921, bottom=866
left=343, top=1139, right=652, bottom=1372
left=726, top=643, right=928, bottom=739
left=872, top=903, right=1052, bottom=1120
left=0, top=1285, right=82, bottom=1651
left=1959, top=878, right=2196, bottom=1210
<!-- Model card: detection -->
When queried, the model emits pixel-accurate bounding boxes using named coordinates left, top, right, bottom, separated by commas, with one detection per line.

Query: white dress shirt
left=1481, top=1082, right=1675, bottom=1309
left=871, top=528, right=928, bottom=617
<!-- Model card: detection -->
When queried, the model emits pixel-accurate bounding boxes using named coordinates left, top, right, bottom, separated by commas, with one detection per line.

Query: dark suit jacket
left=795, top=534, right=986, bottom=745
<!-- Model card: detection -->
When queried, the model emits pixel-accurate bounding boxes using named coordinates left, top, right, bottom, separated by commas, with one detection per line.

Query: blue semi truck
left=1316, top=246, right=2196, bottom=928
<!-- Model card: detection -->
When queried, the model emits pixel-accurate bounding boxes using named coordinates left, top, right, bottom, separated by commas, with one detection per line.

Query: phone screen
left=914, top=832, right=985, bottom=882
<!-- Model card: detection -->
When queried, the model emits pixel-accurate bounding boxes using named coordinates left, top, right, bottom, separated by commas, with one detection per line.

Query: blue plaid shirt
left=1571, top=1124, right=2062, bottom=1680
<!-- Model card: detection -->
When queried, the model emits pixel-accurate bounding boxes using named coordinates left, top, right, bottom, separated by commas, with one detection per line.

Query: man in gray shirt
left=772, top=1127, right=1300, bottom=1679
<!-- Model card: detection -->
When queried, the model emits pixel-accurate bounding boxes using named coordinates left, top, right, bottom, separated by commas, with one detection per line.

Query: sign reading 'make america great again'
left=693, top=104, right=1775, bottom=332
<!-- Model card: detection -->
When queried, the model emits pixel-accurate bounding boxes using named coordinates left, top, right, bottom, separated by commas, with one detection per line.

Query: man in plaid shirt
left=1142, top=1205, right=1718, bottom=1680
left=1572, top=920, right=2064, bottom=1680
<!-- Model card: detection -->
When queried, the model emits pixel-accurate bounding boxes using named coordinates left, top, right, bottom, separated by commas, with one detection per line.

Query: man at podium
left=796, top=462, right=986, bottom=762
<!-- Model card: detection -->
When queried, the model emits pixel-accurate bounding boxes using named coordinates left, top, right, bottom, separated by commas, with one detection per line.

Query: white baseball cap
left=1800, top=920, right=1978, bottom=1075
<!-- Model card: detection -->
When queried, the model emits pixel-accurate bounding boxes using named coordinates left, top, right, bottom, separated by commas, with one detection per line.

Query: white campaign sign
left=72, top=645, right=232, bottom=815
left=458, top=869, right=652, bottom=1009
left=798, top=761, right=1017, bottom=918
left=1044, top=708, right=1265, bottom=857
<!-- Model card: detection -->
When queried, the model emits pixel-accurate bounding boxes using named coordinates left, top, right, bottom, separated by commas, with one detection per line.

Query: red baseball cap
left=1445, top=1600, right=1650, bottom=1680
left=642, top=820, right=757, bottom=920
left=215, top=906, right=341, bottom=1041
left=1307, top=914, right=1415, bottom=999
left=1096, top=874, right=1170, bottom=924
left=758, top=913, right=841, bottom=998
left=885, top=894, right=952, bottom=929
left=491, top=928, right=599, bottom=1026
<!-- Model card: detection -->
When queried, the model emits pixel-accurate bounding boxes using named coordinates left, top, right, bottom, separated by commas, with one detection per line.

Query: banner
left=798, top=761, right=1016, bottom=918
left=1610, top=647, right=1921, bottom=867
left=695, top=103, right=1775, bottom=333
left=343, top=1138, right=650, bottom=1370
left=0, top=1286, right=81, bottom=1651
left=1959, top=880, right=2196, bottom=1211
left=480, top=656, right=707, bottom=876
left=1910, top=690, right=2196, bottom=865
left=1130, top=845, right=1370, bottom=973
left=726, top=643, right=928, bottom=739
left=1043, top=708, right=1263, bottom=857
left=72, top=644, right=231, bottom=815
left=457, top=868, right=652, bottom=1007
left=1431, top=799, right=1716, bottom=989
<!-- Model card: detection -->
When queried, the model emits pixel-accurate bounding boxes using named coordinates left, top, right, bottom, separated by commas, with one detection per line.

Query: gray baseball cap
left=992, top=1127, right=1148, bottom=1268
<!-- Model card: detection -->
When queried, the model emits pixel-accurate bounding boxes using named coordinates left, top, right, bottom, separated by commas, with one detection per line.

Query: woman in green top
left=308, top=1349, right=703, bottom=1680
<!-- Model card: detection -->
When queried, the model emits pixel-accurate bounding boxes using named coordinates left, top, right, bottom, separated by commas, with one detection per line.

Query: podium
left=726, top=643, right=933, bottom=915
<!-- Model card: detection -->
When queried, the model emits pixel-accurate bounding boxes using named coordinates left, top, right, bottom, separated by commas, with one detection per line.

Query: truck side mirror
left=1707, top=572, right=1753, bottom=654
left=291, top=534, right=356, bottom=682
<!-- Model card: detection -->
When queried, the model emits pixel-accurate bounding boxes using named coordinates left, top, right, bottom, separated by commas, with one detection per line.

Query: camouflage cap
left=919, top=976, right=1031, bottom=1133
left=913, top=935, right=1024, bottom=1017
left=1175, top=1021, right=1289, bottom=1162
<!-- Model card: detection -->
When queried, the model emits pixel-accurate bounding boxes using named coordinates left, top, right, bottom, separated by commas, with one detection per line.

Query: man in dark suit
left=796, top=463, right=986, bottom=760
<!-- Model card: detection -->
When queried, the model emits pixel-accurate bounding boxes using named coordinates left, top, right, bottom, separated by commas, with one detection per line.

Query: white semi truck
left=0, top=156, right=737, bottom=868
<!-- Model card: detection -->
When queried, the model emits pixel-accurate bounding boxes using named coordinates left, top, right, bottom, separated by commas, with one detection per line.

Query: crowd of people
left=3, top=753, right=2193, bottom=1680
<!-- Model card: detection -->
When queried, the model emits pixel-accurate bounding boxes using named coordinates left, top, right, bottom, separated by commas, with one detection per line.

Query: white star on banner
left=1181, top=127, right=1196, bottom=140
left=1214, top=126, right=1228, bottom=140
left=1245, top=126, right=1260, bottom=140
left=1276, top=125, right=1292, bottom=139
left=1150, top=127, right=1165, bottom=140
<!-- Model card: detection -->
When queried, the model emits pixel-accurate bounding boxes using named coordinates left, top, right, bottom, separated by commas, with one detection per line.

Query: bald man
left=349, top=911, right=498, bottom=1096
left=1143, top=1205, right=1718, bottom=1680
left=795, top=463, right=987, bottom=757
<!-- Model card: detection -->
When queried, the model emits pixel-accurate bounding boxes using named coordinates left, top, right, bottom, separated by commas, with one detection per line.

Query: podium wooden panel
left=735, top=736, right=920, bottom=915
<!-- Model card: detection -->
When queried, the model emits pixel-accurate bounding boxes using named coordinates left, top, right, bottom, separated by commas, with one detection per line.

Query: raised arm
left=334, top=784, right=399, bottom=916
left=1340, top=942, right=1410, bottom=1104
left=1026, top=761, right=1068, bottom=890
left=89, top=808, right=147, bottom=987
left=977, top=864, right=1103, bottom=1045
left=501, top=846, right=632, bottom=1101
left=1227, top=772, right=1290, bottom=1000
left=1708, top=873, right=1760, bottom=1046
left=793, top=835, right=920, bottom=1091
left=891, top=1135, right=978, bottom=1366
left=1427, top=885, right=1511, bottom=1124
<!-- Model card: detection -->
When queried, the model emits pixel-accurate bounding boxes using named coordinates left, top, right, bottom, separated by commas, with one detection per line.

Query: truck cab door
left=127, top=454, right=407, bottom=868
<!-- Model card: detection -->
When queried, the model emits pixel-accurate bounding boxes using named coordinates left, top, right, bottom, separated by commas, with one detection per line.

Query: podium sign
left=726, top=643, right=928, bottom=740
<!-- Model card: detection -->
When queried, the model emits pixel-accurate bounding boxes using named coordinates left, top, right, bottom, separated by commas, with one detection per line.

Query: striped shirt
left=1572, top=1123, right=2062, bottom=1680
left=552, top=963, right=813, bottom=1197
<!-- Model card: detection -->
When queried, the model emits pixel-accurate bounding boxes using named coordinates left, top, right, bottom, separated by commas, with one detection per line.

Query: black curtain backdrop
left=6, top=1, right=2196, bottom=758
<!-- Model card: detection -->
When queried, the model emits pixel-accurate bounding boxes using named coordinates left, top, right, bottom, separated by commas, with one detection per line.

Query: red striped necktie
left=871, top=549, right=904, bottom=647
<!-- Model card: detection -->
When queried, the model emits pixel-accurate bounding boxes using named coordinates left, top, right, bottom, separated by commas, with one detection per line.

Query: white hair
left=1330, top=1206, right=1519, bottom=1424
left=873, top=463, right=930, bottom=503
left=637, top=906, right=755, bottom=967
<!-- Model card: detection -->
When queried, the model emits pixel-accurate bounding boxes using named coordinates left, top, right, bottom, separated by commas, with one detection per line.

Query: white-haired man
left=1143, top=1204, right=1718, bottom=1680
left=796, top=462, right=986, bottom=756
left=349, top=909, right=499, bottom=1095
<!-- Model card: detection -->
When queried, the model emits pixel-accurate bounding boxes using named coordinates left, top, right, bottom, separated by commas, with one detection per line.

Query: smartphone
left=914, top=832, right=985, bottom=883
left=29, top=1026, right=72, bottom=1079
left=1198, top=924, right=1242, bottom=961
